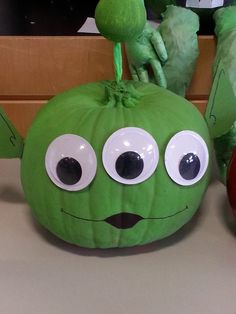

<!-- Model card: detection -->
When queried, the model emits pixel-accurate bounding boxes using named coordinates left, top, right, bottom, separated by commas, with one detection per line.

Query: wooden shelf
left=0, top=35, right=215, bottom=137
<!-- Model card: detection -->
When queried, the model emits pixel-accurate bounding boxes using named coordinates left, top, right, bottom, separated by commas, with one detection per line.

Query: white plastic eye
left=165, top=130, right=209, bottom=186
left=45, top=134, right=97, bottom=191
left=102, top=127, right=159, bottom=185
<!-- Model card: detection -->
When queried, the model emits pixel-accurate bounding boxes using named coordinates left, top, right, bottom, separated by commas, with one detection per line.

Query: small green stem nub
left=114, top=42, right=123, bottom=83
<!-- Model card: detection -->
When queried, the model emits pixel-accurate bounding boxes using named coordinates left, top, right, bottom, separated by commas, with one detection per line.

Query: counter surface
left=0, top=159, right=235, bottom=314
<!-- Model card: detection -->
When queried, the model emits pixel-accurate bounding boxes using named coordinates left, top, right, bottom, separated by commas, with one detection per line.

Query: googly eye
left=45, top=134, right=97, bottom=191
left=102, top=127, right=159, bottom=184
left=165, top=130, right=209, bottom=186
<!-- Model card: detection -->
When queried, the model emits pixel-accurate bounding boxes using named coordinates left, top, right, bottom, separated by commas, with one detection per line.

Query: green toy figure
left=125, top=0, right=236, bottom=98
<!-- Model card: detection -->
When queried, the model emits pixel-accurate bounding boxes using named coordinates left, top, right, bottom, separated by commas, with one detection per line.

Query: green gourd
left=19, top=80, right=211, bottom=248
left=95, top=0, right=146, bottom=42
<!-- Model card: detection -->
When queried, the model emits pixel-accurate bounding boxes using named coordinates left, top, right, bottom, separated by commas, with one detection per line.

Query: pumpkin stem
left=114, top=42, right=123, bottom=83
left=105, top=81, right=141, bottom=108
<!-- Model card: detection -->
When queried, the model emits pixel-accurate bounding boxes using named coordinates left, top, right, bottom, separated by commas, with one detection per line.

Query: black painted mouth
left=105, top=213, right=143, bottom=229
left=61, top=206, right=188, bottom=230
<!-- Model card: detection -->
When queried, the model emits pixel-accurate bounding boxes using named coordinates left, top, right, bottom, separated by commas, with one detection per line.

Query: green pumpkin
left=20, top=80, right=211, bottom=248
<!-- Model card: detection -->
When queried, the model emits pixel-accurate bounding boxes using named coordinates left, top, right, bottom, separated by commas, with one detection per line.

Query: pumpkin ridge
left=61, top=190, right=72, bottom=242
left=87, top=107, right=106, bottom=248
left=116, top=105, right=128, bottom=247
left=135, top=108, right=159, bottom=245
left=119, top=105, right=139, bottom=246
left=118, top=106, right=129, bottom=246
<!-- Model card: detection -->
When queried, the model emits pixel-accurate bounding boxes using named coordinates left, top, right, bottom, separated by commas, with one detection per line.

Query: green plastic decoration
left=0, top=108, right=23, bottom=158
left=126, top=4, right=199, bottom=95
left=205, top=6, right=236, bottom=185
left=126, top=1, right=236, bottom=97
left=125, top=21, right=168, bottom=88
left=205, top=59, right=236, bottom=139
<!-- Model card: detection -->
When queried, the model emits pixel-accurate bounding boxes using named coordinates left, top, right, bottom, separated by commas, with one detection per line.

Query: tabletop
left=0, top=158, right=236, bottom=314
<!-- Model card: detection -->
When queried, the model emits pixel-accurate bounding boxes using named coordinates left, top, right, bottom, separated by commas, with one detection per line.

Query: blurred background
left=0, top=0, right=158, bottom=35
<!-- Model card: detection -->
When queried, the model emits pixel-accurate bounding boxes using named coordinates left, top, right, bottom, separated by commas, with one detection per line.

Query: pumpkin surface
left=21, top=80, right=211, bottom=248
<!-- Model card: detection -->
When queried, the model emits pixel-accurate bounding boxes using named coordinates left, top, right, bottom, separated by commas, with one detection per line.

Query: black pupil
left=115, top=151, right=144, bottom=180
left=56, top=157, right=82, bottom=185
left=179, top=153, right=200, bottom=180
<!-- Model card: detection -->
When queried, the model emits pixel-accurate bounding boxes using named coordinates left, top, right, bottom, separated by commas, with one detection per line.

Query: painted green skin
left=21, top=81, right=211, bottom=248
left=126, top=1, right=236, bottom=96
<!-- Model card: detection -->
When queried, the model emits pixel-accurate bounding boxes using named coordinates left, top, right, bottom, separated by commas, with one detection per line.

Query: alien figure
left=0, top=79, right=213, bottom=248
left=0, top=0, right=236, bottom=248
